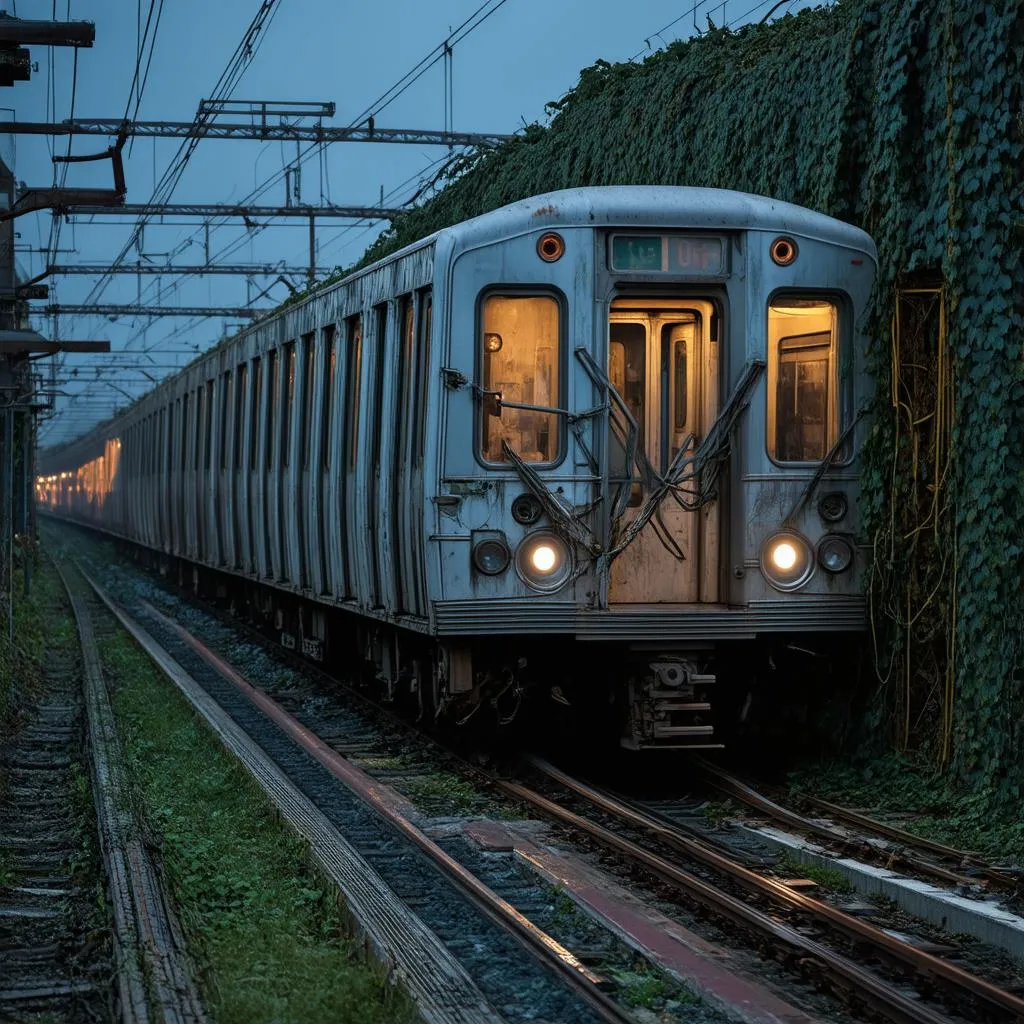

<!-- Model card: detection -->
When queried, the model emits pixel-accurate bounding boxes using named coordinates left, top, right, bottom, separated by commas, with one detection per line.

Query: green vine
left=304, top=0, right=1024, bottom=798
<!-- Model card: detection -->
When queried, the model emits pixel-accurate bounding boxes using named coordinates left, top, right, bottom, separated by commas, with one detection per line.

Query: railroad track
left=63, top=552, right=636, bottom=1024
left=691, top=759, right=1022, bottom=896
left=0, top=554, right=205, bottom=1024
left=502, top=755, right=1024, bottom=1024
left=51, top=524, right=1024, bottom=1024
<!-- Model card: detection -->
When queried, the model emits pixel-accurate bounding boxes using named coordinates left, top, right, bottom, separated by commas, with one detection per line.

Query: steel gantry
left=0, top=118, right=515, bottom=147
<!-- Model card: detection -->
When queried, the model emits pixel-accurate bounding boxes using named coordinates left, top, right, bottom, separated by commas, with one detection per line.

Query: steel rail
left=131, top=598, right=634, bottom=1024
left=690, top=758, right=986, bottom=892
left=801, top=795, right=1021, bottom=890
left=49, top=555, right=207, bottom=1024
left=525, top=756, right=1024, bottom=1022
left=494, top=777, right=968, bottom=1024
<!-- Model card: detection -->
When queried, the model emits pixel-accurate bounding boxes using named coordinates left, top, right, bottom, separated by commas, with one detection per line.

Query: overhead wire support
left=0, top=118, right=515, bottom=148
left=60, top=202, right=402, bottom=220
left=45, top=304, right=264, bottom=319
left=46, top=263, right=332, bottom=277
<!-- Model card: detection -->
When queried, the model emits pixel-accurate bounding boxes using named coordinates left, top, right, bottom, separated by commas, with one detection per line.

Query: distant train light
left=516, top=531, right=571, bottom=592
left=817, top=535, right=854, bottom=574
left=760, top=531, right=813, bottom=591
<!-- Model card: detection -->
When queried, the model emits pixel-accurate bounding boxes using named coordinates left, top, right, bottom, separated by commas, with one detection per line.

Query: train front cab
left=434, top=190, right=876, bottom=751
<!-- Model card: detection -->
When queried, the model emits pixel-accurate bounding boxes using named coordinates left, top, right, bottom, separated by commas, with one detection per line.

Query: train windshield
left=479, top=293, right=561, bottom=464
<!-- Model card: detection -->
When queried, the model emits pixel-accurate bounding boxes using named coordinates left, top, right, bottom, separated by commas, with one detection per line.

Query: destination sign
left=610, top=234, right=725, bottom=275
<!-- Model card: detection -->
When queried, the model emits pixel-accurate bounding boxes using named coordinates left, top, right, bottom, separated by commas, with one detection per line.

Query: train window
left=768, top=297, right=839, bottom=462
left=301, top=333, right=314, bottom=470
left=234, top=364, right=246, bottom=469
left=479, top=293, right=561, bottom=464
left=609, top=322, right=645, bottom=506
left=180, top=394, right=189, bottom=471
left=415, top=291, right=432, bottom=467
left=204, top=380, right=214, bottom=471
left=346, top=316, right=362, bottom=471
left=321, top=326, right=336, bottom=471
left=282, top=342, right=295, bottom=469
left=267, top=349, right=278, bottom=470
left=219, top=372, right=231, bottom=470
left=250, top=357, right=261, bottom=470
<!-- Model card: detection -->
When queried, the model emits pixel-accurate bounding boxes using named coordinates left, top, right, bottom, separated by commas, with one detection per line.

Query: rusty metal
left=801, top=795, right=1020, bottom=892
left=525, top=756, right=1024, bottom=1023
left=495, top=775, right=958, bottom=1024
left=691, top=758, right=988, bottom=892
left=50, top=556, right=207, bottom=1024
left=136, top=599, right=634, bottom=1024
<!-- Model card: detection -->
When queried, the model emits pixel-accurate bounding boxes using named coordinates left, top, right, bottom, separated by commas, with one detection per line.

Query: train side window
left=282, top=342, right=295, bottom=469
left=300, top=333, right=314, bottom=470
left=767, top=297, right=839, bottom=463
left=180, top=394, right=189, bottom=471
left=345, top=315, right=362, bottom=471
left=234, top=364, right=247, bottom=469
left=219, top=373, right=231, bottom=470
left=479, top=293, right=561, bottom=464
left=204, top=381, right=214, bottom=471
left=415, top=291, right=432, bottom=467
left=321, top=326, right=336, bottom=471
left=249, top=357, right=261, bottom=470
left=266, top=349, right=278, bottom=470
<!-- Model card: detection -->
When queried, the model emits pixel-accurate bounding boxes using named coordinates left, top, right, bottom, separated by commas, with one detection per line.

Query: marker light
left=760, top=532, right=813, bottom=591
left=516, top=531, right=572, bottom=592
left=817, top=535, right=854, bottom=574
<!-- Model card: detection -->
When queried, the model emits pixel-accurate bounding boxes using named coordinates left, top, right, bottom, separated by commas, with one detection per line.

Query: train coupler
left=621, top=657, right=722, bottom=750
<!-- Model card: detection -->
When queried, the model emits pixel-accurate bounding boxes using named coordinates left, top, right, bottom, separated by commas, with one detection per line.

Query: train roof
left=442, top=185, right=877, bottom=259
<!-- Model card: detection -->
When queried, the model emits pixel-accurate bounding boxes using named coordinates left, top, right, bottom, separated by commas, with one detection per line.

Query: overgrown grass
left=774, top=853, right=853, bottom=893
left=99, top=628, right=416, bottom=1024
left=789, top=754, right=1024, bottom=864
left=0, top=564, right=50, bottom=721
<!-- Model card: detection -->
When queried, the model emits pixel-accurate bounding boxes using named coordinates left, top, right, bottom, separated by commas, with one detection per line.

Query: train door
left=607, top=298, right=719, bottom=604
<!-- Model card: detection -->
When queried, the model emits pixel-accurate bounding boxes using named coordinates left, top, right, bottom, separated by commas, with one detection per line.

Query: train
left=37, top=186, right=877, bottom=750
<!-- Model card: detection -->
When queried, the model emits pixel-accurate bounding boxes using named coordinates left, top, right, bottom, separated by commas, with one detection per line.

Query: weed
left=100, top=625, right=416, bottom=1024
left=702, top=800, right=736, bottom=825
left=775, top=853, right=853, bottom=893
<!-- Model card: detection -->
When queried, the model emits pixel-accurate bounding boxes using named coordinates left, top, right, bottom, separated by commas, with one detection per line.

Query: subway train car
left=38, top=186, right=877, bottom=749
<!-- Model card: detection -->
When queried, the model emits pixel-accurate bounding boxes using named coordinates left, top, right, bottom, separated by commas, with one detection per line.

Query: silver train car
left=38, top=186, right=877, bottom=749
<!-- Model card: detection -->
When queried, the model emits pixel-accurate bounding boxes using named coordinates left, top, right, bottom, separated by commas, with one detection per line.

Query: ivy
left=303, top=1, right=1024, bottom=801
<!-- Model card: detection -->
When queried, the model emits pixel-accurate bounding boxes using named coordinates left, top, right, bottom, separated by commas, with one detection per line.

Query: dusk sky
left=9, top=0, right=826, bottom=445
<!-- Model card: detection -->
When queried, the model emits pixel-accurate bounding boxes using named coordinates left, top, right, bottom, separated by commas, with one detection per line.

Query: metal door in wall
left=606, top=298, right=719, bottom=604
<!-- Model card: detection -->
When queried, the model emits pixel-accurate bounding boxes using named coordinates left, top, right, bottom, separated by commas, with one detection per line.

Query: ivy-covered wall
left=347, top=0, right=1023, bottom=793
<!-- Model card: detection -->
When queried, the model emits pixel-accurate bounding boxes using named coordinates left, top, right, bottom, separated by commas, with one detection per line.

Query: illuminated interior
left=480, top=295, right=560, bottom=463
left=36, top=437, right=121, bottom=510
left=767, top=299, right=838, bottom=462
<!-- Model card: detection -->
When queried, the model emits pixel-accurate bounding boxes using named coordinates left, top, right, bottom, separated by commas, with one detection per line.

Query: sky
left=7, top=0, right=826, bottom=446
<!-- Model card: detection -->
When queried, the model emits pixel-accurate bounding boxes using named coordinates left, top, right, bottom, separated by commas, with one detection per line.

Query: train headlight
left=760, top=532, right=813, bottom=591
left=516, top=531, right=572, bottom=592
left=817, top=535, right=854, bottom=574
left=472, top=535, right=511, bottom=576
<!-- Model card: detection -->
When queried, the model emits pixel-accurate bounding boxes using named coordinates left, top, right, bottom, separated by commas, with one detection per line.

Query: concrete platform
left=738, top=823, right=1024, bottom=960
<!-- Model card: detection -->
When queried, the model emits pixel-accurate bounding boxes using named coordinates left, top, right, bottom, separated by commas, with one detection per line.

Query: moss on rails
left=98, top=627, right=416, bottom=1024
